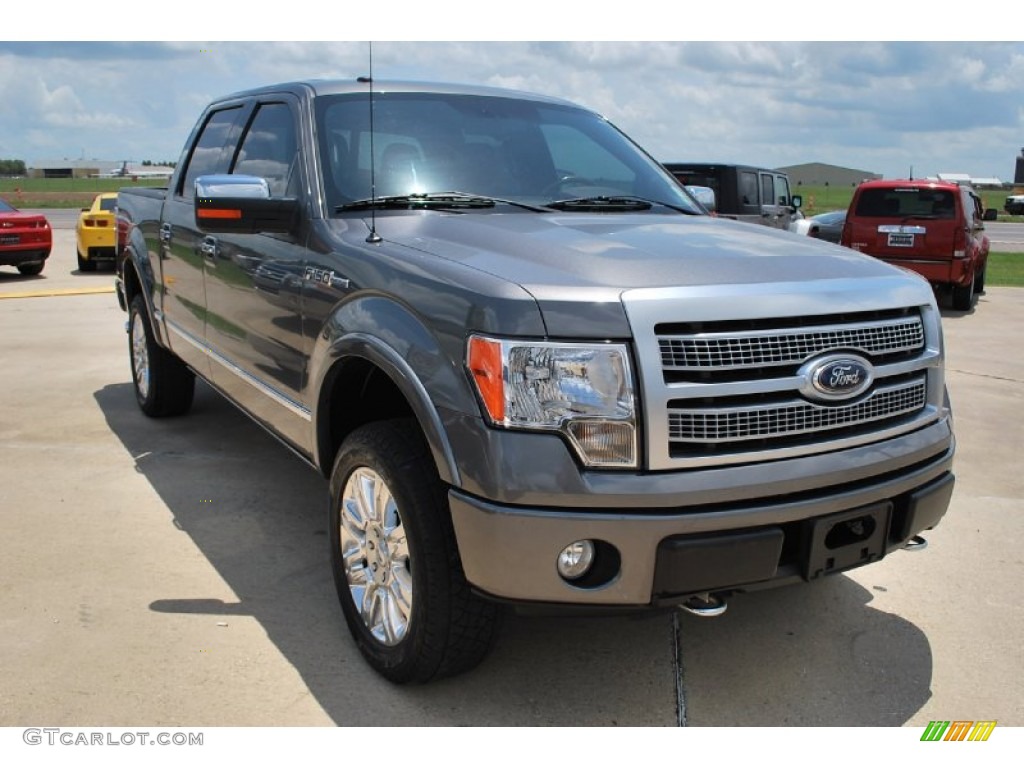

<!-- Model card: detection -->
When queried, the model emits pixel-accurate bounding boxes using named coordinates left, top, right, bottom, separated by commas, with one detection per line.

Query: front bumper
left=450, top=439, right=954, bottom=607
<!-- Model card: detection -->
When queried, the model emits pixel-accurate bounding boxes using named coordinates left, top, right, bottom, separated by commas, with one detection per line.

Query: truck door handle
left=200, top=236, right=220, bottom=264
left=159, top=223, right=172, bottom=243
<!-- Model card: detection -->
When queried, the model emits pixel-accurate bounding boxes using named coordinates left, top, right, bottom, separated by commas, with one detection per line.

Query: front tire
left=329, top=419, right=501, bottom=683
left=128, top=294, right=195, bottom=417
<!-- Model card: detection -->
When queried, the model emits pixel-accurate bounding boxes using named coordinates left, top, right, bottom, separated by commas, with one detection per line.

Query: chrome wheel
left=339, top=467, right=413, bottom=646
left=131, top=310, right=151, bottom=400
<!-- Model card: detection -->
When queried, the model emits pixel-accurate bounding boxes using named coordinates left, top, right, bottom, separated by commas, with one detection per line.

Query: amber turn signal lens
left=467, top=336, right=505, bottom=423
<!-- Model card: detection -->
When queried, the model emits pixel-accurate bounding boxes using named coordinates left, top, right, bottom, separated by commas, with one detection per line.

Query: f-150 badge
left=304, top=267, right=350, bottom=289
left=304, top=267, right=335, bottom=285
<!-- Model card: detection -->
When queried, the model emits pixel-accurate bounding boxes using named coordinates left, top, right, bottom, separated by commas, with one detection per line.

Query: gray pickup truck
left=116, top=79, right=955, bottom=683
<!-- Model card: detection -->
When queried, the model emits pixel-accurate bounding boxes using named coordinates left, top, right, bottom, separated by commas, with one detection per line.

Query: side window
left=967, top=191, right=982, bottom=222
left=179, top=106, right=243, bottom=199
left=233, top=103, right=298, bottom=197
left=738, top=171, right=758, bottom=208
left=774, top=175, right=791, bottom=206
left=760, top=174, right=774, bottom=208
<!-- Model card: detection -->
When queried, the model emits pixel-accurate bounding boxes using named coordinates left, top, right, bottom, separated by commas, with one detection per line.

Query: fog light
left=557, top=540, right=595, bottom=580
left=566, top=419, right=636, bottom=467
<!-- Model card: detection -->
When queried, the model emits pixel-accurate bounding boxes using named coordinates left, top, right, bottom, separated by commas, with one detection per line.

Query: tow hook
left=903, top=535, right=928, bottom=552
left=678, top=593, right=728, bottom=618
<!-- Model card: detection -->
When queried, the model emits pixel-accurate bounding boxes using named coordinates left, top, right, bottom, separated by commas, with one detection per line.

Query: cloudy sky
left=3, top=12, right=1022, bottom=180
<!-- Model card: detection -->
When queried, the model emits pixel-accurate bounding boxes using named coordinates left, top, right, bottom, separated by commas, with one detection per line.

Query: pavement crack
left=672, top=612, right=687, bottom=727
left=948, top=368, right=1024, bottom=385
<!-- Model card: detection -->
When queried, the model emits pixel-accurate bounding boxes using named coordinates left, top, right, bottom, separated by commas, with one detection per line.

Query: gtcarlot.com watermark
left=23, top=728, right=203, bottom=747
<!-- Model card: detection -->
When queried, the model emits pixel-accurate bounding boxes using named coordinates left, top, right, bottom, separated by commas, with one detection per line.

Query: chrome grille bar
left=668, top=377, right=927, bottom=445
left=659, top=317, right=924, bottom=371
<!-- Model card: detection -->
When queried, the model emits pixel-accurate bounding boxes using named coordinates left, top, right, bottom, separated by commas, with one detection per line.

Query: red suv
left=841, top=179, right=989, bottom=310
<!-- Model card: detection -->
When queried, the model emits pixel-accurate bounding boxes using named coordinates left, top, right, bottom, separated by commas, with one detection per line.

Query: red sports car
left=0, top=199, right=52, bottom=275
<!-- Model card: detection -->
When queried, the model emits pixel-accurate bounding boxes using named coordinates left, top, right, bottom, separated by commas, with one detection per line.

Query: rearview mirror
left=194, top=174, right=298, bottom=234
left=685, top=185, right=716, bottom=212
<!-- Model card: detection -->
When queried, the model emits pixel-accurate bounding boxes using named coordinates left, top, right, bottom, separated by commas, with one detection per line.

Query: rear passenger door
left=160, top=102, right=247, bottom=378
left=734, top=169, right=761, bottom=224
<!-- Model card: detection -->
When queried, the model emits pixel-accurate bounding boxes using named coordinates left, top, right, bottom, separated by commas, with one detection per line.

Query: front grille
left=668, top=376, right=926, bottom=445
left=621, top=285, right=943, bottom=471
left=658, top=315, right=924, bottom=374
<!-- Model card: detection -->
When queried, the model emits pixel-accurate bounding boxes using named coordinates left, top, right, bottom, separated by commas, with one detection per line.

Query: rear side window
left=854, top=188, right=957, bottom=219
left=738, top=172, right=758, bottom=208
left=669, top=170, right=723, bottom=204
left=760, top=174, right=774, bottom=207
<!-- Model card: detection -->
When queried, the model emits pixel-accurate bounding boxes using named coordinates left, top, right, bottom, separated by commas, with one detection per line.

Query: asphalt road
left=984, top=221, right=1024, bottom=252
left=0, top=229, right=1022, bottom=728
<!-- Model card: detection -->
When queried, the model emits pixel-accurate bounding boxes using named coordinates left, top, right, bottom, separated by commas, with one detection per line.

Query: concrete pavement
left=1, top=229, right=1021, bottom=726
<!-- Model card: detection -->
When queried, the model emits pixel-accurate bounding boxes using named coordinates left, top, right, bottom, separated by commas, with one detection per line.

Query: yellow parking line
left=0, top=285, right=116, bottom=300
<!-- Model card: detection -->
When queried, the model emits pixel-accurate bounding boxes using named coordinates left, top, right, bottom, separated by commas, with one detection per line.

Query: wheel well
left=122, top=259, right=142, bottom=306
left=319, top=357, right=417, bottom=477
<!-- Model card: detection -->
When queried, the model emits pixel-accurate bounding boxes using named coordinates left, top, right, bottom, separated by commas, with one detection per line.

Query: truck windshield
left=316, top=92, right=701, bottom=214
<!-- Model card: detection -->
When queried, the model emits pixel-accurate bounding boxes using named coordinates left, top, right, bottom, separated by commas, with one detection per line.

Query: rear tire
left=973, top=264, right=986, bottom=294
left=17, top=262, right=44, bottom=276
left=951, top=272, right=975, bottom=311
left=128, top=294, right=195, bottom=417
left=329, top=418, right=501, bottom=683
left=77, top=250, right=95, bottom=272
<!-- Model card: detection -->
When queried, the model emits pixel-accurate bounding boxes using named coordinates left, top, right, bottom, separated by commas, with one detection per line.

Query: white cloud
left=0, top=41, right=1022, bottom=180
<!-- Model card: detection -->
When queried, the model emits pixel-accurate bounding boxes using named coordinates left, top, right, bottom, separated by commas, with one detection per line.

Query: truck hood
left=349, top=210, right=916, bottom=336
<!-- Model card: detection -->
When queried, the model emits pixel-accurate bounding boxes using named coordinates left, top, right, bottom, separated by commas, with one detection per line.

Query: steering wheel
left=542, top=173, right=597, bottom=198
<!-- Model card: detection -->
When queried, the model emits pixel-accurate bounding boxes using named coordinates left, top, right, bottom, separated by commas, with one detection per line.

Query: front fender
left=310, top=295, right=481, bottom=487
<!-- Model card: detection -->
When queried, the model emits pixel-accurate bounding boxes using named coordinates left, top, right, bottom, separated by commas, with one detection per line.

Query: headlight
left=466, top=335, right=637, bottom=468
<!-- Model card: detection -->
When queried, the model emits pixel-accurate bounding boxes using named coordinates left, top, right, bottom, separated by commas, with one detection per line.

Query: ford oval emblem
left=798, top=355, right=874, bottom=402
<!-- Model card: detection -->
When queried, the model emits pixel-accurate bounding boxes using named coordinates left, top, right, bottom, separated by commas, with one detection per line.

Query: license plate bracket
left=803, top=502, right=891, bottom=581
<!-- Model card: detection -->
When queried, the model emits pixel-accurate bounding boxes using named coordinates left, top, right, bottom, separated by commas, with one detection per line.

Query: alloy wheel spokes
left=131, top=316, right=150, bottom=398
left=339, top=467, right=413, bottom=646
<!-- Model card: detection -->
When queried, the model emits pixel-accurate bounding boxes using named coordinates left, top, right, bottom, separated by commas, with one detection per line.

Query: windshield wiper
left=546, top=195, right=699, bottom=214
left=336, top=192, right=548, bottom=213
left=336, top=193, right=495, bottom=212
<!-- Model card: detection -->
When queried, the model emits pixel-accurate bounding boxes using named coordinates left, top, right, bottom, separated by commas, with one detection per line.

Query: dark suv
left=662, top=162, right=802, bottom=230
left=841, top=179, right=989, bottom=311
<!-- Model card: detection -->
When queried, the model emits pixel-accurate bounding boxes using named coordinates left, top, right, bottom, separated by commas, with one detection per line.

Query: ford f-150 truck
left=116, top=79, right=955, bottom=683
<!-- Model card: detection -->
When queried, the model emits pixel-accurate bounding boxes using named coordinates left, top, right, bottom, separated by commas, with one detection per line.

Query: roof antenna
left=360, top=42, right=382, bottom=244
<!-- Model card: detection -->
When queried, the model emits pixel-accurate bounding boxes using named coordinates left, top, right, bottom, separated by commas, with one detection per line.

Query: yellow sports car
left=76, top=193, right=118, bottom=271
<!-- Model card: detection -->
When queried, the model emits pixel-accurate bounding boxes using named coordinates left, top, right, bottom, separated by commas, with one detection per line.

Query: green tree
left=0, top=159, right=27, bottom=176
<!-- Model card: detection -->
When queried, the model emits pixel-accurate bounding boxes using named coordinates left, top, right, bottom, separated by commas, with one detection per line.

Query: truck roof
left=855, top=178, right=963, bottom=191
left=214, top=78, right=583, bottom=110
